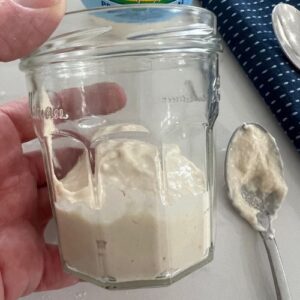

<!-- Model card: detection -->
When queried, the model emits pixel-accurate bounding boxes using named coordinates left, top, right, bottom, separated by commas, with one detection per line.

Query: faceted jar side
left=21, top=5, right=221, bottom=289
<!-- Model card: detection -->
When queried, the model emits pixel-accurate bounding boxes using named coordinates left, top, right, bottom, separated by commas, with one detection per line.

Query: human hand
left=0, top=2, right=128, bottom=299
left=0, top=101, right=79, bottom=300
left=0, top=2, right=127, bottom=299
left=0, top=1, right=76, bottom=299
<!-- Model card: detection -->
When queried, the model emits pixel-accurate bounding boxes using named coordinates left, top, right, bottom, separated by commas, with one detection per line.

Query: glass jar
left=20, top=5, right=221, bottom=289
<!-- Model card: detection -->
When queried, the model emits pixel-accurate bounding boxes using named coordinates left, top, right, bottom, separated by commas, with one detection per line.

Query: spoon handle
left=260, top=232, right=291, bottom=300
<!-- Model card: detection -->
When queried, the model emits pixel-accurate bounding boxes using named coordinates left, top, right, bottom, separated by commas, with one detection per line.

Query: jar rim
left=20, top=5, right=222, bottom=72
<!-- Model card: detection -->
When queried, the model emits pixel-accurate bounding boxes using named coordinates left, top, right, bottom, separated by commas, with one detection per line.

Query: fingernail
left=12, top=0, right=61, bottom=9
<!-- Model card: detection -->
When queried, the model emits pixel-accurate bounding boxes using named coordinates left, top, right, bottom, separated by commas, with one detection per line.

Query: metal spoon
left=225, top=123, right=291, bottom=300
left=272, top=3, right=300, bottom=70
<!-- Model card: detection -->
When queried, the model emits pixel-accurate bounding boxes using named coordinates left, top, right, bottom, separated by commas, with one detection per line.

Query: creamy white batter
left=52, top=124, right=210, bottom=281
left=226, top=124, right=288, bottom=231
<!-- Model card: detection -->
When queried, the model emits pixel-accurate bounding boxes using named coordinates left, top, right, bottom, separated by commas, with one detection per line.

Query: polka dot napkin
left=202, top=0, right=300, bottom=152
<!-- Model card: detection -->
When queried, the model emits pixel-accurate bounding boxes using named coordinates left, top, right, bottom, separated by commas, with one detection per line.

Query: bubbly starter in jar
left=53, top=125, right=211, bottom=282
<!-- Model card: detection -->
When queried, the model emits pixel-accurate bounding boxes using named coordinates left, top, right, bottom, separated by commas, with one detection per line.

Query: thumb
left=0, top=0, right=66, bottom=62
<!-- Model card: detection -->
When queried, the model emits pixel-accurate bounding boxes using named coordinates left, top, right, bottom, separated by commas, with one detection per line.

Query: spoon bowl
left=225, top=123, right=285, bottom=232
left=272, top=3, right=300, bottom=70
left=225, top=123, right=291, bottom=300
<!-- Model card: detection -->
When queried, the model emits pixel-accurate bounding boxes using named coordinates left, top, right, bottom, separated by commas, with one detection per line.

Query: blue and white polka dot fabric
left=202, top=0, right=300, bottom=152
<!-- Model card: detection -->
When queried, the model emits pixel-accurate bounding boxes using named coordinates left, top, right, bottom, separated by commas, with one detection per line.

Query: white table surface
left=0, top=3, right=300, bottom=300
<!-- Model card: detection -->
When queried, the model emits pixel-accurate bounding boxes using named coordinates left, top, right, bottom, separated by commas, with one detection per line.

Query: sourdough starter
left=226, top=124, right=288, bottom=231
left=53, top=125, right=210, bottom=282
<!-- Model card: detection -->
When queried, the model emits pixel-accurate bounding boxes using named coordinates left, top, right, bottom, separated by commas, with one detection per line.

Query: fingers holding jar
left=54, top=82, right=127, bottom=120
left=0, top=0, right=66, bottom=62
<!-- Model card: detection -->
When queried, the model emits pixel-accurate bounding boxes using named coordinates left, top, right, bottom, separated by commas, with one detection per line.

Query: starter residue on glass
left=226, top=124, right=288, bottom=231
left=53, top=125, right=210, bottom=281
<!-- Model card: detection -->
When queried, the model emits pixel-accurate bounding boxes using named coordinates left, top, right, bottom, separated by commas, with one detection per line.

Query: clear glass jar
left=20, top=5, right=221, bottom=289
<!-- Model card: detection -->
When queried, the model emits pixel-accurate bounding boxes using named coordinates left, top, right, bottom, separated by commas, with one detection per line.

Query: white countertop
left=1, top=4, right=300, bottom=299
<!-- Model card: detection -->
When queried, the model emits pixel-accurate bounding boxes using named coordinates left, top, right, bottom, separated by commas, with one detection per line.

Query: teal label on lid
left=81, top=0, right=193, bottom=23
